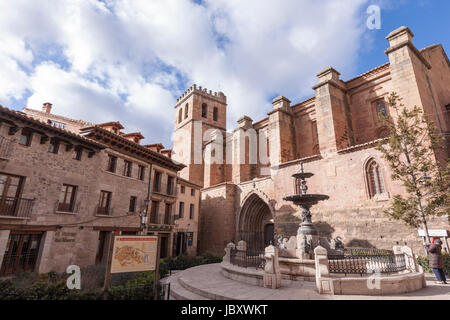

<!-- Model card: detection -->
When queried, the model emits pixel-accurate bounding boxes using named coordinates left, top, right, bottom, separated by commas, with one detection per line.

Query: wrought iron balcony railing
left=0, top=196, right=35, bottom=218
left=55, top=201, right=80, bottom=213
left=148, top=213, right=175, bottom=226
left=152, top=182, right=176, bottom=197
left=95, top=205, right=114, bottom=216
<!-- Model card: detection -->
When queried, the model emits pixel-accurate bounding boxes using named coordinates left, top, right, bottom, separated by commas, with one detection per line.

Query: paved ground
left=166, top=263, right=450, bottom=300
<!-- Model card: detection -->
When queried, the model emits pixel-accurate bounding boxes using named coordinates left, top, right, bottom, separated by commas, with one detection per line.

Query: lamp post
left=139, top=197, right=150, bottom=236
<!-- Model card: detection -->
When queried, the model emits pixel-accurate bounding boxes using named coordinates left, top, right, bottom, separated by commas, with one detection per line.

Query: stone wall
left=174, top=180, right=201, bottom=256
left=0, top=116, right=188, bottom=274
left=199, top=183, right=236, bottom=254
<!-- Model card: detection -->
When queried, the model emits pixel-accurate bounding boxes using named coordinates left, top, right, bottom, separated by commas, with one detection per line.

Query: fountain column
left=283, top=162, right=329, bottom=259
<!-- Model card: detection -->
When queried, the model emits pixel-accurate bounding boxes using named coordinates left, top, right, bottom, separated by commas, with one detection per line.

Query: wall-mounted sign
left=187, top=232, right=193, bottom=247
left=418, top=229, right=448, bottom=237
left=54, top=231, right=76, bottom=243
left=111, top=236, right=158, bottom=274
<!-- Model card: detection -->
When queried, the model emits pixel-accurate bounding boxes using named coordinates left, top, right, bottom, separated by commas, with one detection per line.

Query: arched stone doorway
left=237, top=193, right=274, bottom=251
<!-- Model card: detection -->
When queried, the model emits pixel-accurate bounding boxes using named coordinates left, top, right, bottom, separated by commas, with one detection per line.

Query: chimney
left=42, top=102, right=52, bottom=114
left=144, top=143, right=165, bottom=153
left=161, top=149, right=173, bottom=159
left=122, top=132, right=145, bottom=145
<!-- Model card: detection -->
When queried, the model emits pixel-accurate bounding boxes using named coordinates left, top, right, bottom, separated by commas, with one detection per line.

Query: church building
left=171, top=26, right=450, bottom=255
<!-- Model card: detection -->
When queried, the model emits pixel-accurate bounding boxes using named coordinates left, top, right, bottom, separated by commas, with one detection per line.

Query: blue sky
left=351, top=1, right=450, bottom=81
left=0, top=0, right=449, bottom=147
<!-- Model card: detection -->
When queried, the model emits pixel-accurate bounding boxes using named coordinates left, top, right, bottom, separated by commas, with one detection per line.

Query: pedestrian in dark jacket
left=427, top=237, right=447, bottom=284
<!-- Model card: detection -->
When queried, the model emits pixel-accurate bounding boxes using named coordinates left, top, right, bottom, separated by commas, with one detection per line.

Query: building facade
left=0, top=104, right=201, bottom=277
left=171, top=27, right=450, bottom=255
left=173, top=178, right=202, bottom=256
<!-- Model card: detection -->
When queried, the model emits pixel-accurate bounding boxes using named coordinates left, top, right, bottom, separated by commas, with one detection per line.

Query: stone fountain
left=282, top=162, right=329, bottom=259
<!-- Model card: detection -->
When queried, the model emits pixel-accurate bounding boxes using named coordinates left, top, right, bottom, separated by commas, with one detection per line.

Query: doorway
left=238, top=193, right=273, bottom=251
left=0, top=232, right=42, bottom=276
left=264, top=223, right=274, bottom=248
left=95, top=231, right=108, bottom=265
left=160, top=235, right=169, bottom=258
left=173, top=232, right=187, bottom=256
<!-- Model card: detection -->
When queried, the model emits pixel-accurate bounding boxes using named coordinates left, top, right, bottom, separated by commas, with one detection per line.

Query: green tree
left=376, top=92, right=449, bottom=244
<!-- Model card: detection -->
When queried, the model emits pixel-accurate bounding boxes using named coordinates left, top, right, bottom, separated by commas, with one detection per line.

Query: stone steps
left=164, top=264, right=446, bottom=300
left=166, top=271, right=209, bottom=300
left=165, top=263, right=311, bottom=300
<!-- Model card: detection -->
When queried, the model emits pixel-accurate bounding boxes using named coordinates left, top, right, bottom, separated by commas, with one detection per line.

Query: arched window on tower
left=213, top=107, right=218, bottom=121
left=366, top=159, right=386, bottom=198
left=178, top=108, right=183, bottom=123
left=202, top=103, right=207, bottom=118
left=185, top=103, right=189, bottom=119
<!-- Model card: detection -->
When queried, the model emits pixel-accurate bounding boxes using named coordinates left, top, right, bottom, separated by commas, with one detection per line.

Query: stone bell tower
left=172, top=84, right=227, bottom=187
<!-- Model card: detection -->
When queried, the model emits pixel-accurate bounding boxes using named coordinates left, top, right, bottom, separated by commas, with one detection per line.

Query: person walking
left=427, top=237, right=447, bottom=284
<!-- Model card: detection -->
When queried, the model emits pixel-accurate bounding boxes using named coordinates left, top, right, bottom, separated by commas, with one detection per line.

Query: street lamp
left=139, top=197, right=151, bottom=235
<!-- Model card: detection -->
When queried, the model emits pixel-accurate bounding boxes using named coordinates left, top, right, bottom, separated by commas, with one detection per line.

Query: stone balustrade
left=314, top=245, right=426, bottom=295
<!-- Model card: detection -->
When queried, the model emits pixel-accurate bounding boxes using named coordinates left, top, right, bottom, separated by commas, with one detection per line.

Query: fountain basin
left=283, top=194, right=329, bottom=205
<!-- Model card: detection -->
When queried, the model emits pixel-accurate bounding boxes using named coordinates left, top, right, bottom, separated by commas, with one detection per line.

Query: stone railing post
left=237, top=240, right=247, bottom=263
left=223, top=242, right=236, bottom=263
left=263, top=245, right=281, bottom=289
left=401, top=245, right=419, bottom=272
left=392, top=245, right=402, bottom=255
left=314, top=245, right=334, bottom=294
left=237, top=240, right=247, bottom=251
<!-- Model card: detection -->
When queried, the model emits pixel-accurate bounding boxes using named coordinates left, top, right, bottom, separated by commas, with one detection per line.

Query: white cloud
left=27, top=62, right=122, bottom=122
left=0, top=0, right=370, bottom=146
left=0, top=55, right=30, bottom=104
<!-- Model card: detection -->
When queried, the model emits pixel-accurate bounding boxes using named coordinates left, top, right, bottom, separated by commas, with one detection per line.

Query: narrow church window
left=366, top=159, right=386, bottom=198
left=311, top=121, right=319, bottom=154
left=375, top=100, right=387, bottom=121
left=213, top=107, right=218, bottom=121
left=178, top=108, right=183, bottom=123
left=202, top=103, right=207, bottom=118
left=185, top=103, right=189, bottom=119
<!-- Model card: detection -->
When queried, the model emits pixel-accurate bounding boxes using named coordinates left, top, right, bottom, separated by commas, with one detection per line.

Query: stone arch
left=237, top=192, right=274, bottom=251
left=362, top=156, right=389, bottom=199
